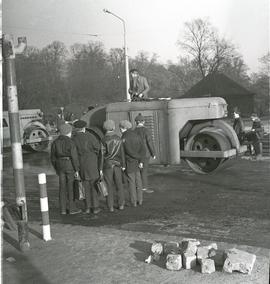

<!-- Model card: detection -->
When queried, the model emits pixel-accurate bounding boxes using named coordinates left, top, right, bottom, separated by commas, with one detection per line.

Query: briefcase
left=96, top=178, right=108, bottom=197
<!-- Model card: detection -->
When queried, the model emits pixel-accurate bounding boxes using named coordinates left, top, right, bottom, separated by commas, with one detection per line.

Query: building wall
left=223, top=95, right=254, bottom=117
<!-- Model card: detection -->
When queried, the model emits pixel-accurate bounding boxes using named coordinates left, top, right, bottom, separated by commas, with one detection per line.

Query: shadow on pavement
left=29, top=226, right=43, bottom=240
left=3, top=250, right=52, bottom=284
left=3, top=231, right=20, bottom=251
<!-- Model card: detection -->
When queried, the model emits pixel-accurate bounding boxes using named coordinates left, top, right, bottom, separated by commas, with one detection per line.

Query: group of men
left=233, top=109, right=264, bottom=158
left=51, top=113, right=156, bottom=215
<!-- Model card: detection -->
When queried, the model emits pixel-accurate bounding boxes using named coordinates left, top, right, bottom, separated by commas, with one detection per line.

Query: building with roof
left=183, top=73, right=255, bottom=116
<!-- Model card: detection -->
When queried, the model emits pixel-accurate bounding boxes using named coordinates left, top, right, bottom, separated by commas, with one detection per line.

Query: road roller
left=81, top=97, right=247, bottom=174
left=3, top=109, right=52, bottom=152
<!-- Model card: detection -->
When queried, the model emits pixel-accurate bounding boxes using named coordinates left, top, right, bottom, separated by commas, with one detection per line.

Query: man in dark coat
left=72, top=120, right=101, bottom=214
left=101, top=120, right=126, bottom=212
left=128, top=69, right=150, bottom=101
left=134, top=113, right=156, bottom=193
left=246, top=113, right=264, bottom=158
left=232, top=109, right=245, bottom=144
left=51, top=123, right=81, bottom=215
left=119, top=120, right=145, bottom=207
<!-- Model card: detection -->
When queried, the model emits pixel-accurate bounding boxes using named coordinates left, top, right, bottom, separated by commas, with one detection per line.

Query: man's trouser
left=104, top=166, right=125, bottom=209
left=127, top=171, right=143, bottom=205
left=83, top=180, right=99, bottom=210
left=59, top=171, right=76, bottom=213
left=140, top=158, right=150, bottom=189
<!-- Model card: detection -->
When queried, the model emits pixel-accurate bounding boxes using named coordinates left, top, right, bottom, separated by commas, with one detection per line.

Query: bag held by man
left=74, top=179, right=85, bottom=200
left=96, top=178, right=108, bottom=197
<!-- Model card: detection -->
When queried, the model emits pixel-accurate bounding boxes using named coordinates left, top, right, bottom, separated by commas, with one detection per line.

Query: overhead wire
left=4, top=25, right=99, bottom=37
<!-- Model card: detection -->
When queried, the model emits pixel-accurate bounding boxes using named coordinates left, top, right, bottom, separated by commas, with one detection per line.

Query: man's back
left=122, top=129, right=145, bottom=162
left=102, top=133, right=125, bottom=167
left=134, top=126, right=156, bottom=158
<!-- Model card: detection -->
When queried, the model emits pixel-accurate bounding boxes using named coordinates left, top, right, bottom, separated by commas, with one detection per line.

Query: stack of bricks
left=145, top=238, right=256, bottom=275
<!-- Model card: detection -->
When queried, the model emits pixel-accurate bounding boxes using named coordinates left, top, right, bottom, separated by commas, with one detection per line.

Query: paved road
left=3, top=150, right=270, bottom=248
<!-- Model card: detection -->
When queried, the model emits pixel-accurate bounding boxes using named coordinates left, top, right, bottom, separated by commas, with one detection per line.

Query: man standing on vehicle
left=51, top=124, right=81, bottom=215
left=134, top=113, right=156, bottom=193
left=128, top=69, right=150, bottom=101
left=72, top=120, right=101, bottom=214
left=119, top=120, right=145, bottom=207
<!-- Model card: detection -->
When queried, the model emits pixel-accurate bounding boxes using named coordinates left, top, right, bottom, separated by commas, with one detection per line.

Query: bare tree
left=258, top=52, right=270, bottom=76
left=178, top=18, right=235, bottom=78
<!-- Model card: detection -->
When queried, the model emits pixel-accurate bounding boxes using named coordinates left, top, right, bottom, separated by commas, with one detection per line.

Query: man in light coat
left=128, top=69, right=150, bottom=101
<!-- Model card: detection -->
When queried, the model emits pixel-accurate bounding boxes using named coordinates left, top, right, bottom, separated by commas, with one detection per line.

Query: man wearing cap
left=128, top=69, right=150, bottom=101
left=100, top=120, right=126, bottom=212
left=72, top=120, right=101, bottom=214
left=246, top=113, right=264, bottom=158
left=119, top=120, right=145, bottom=207
left=134, top=113, right=156, bottom=193
left=51, top=124, right=81, bottom=215
left=232, top=108, right=245, bottom=144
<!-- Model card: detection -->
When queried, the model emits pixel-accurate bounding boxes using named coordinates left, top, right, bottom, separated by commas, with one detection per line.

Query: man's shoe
left=132, top=203, right=137, bottom=207
left=119, top=205, right=124, bottom=210
left=93, top=208, right=101, bottom=214
left=137, top=201, right=143, bottom=206
left=144, top=189, right=154, bottom=193
left=84, top=208, right=91, bottom=214
left=69, top=209, right=82, bottom=215
left=109, top=208, right=114, bottom=212
left=61, top=211, right=67, bottom=215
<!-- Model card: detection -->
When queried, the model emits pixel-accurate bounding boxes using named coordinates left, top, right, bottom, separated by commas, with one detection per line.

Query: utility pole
left=103, top=9, right=131, bottom=101
left=2, top=34, right=30, bottom=251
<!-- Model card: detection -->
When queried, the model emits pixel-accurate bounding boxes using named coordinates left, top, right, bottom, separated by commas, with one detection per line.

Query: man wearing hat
left=134, top=113, right=156, bottom=193
left=119, top=120, right=145, bottom=207
left=51, top=123, right=81, bottom=215
left=246, top=113, right=264, bottom=158
left=100, top=120, right=126, bottom=212
left=232, top=108, right=245, bottom=144
left=72, top=120, right=101, bottom=214
left=128, top=69, right=150, bottom=101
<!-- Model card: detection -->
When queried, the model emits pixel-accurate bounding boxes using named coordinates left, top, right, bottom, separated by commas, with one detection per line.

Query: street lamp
left=103, top=9, right=131, bottom=101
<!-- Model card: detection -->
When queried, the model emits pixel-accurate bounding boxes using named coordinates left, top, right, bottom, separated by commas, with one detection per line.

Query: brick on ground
left=183, top=252, right=197, bottom=269
left=181, top=238, right=200, bottom=255
left=200, top=258, right=216, bottom=274
left=163, top=241, right=180, bottom=255
left=223, top=248, right=256, bottom=275
left=197, top=246, right=210, bottom=262
left=151, top=242, right=163, bottom=255
left=166, top=254, right=182, bottom=271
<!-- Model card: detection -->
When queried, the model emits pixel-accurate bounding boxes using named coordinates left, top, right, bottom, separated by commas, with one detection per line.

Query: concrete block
left=207, top=243, right=218, bottom=250
left=200, top=258, right=216, bottom=274
left=163, top=241, right=180, bottom=255
left=181, top=238, right=200, bottom=255
left=183, top=252, right=197, bottom=269
left=151, top=242, right=163, bottom=255
left=196, top=246, right=210, bottom=261
left=166, top=254, right=182, bottom=271
left=223, top=248, right=256, bottom=275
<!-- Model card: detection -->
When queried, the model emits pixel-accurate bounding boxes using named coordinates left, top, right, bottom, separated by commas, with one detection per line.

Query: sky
left=3, top=0, right=269, bottom=73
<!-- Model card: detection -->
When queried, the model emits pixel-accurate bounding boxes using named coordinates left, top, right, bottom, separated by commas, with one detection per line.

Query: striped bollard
left=38, top=173, right=52, bottom=241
